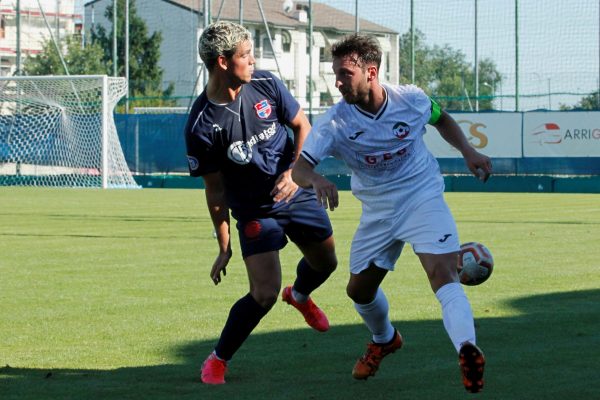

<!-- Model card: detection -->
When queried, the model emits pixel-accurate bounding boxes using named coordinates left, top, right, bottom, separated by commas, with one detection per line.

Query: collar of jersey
left=207, top=85, right=244, bottom=107
left=353, top=85, right=388, bottom=120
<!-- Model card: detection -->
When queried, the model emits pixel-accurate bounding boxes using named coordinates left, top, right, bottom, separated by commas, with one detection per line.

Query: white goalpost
left=0, top=75, right=139, bottom=189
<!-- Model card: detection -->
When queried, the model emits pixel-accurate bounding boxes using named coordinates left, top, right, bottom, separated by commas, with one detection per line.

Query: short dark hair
left=331, top=34, right=382, bottom=70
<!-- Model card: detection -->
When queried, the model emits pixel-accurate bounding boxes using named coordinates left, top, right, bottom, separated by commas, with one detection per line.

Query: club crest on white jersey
left=393, top=121, right=410, bottom=139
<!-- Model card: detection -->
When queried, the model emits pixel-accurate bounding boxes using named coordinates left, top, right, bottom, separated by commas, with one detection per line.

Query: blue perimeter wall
left=115, top=114, right=600, bottom=193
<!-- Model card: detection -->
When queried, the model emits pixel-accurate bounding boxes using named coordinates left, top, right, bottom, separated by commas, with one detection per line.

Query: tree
left=23, top=36, right=107, bottom=76
left=560, top=92, right=600, bottom=111
left=90, top=0, right=175, bottom=107
left=399, top=30, right=503, bottom=111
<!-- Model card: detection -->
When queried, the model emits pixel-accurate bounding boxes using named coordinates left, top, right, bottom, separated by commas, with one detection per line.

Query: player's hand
left=463, top=147, right=493, bottom=182
left=210, top=249, right=232, bottom=285
left=271, top=169, right=299, bottom=203
left=311, top=175, right=339, bottom=211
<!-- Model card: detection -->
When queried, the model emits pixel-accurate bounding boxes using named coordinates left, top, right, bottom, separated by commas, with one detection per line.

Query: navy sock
left=214, top=293, right=269, bottom=361
left=293, top=258, right=332, bottom=296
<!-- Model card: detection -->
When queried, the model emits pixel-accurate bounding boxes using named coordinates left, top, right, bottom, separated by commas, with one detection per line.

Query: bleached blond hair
left=198, top=21, right=251, bottom=71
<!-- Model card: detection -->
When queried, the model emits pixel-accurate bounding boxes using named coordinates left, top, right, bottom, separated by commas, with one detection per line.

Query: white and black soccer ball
left=457, top=242, right=494, bottom=286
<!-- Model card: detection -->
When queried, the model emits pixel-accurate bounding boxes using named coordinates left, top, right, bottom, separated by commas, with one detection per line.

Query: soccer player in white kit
left=292, top=34, right=492, bottom=393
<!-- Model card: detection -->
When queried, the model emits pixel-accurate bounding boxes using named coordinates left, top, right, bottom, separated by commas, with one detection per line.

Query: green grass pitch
left=1, top=188, right=599, bottom=399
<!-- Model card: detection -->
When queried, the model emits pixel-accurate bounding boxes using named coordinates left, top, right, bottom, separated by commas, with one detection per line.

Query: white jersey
left=301, top=84, right=444, bottom=217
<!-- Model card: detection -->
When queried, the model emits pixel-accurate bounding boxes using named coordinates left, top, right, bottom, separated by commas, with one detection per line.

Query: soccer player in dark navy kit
left=185, top=21, right=337, bottom=385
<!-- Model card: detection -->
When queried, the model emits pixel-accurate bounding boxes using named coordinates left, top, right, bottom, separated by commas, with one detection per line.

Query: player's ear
left=216, top=55, right=228, bottom=71
left=366, top=65, right=378, bottom=82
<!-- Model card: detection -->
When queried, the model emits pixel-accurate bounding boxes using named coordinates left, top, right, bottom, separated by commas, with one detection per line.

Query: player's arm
left=292, top=156, right=339, bottom=211
left=203, top=171, right=232, bottom=285
left=288, top=108, right=311, bottom=161
left=270, top=108, right=310, bottom=203
left=432, top=109, right=493, bottom=182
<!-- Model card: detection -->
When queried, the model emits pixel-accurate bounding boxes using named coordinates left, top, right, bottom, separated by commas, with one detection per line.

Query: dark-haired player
left=292, top=34, right=491, bottom=393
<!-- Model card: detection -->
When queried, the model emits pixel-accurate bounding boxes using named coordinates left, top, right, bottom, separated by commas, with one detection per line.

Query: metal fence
left=116, top=0, right=600, bottom=112
left=311, top=0, right=600, bottom=112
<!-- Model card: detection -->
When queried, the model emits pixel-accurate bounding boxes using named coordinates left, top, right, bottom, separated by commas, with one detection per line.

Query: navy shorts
left=235, top=190, right=333, bottom=259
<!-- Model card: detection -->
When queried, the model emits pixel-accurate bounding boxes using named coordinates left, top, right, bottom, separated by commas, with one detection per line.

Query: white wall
left=142, top=0, right=198, bottom=104
left=0, top=0, right=78, bottom=75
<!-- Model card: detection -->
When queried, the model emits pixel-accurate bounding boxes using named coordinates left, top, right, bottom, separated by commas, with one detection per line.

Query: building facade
left=84, top=0, right=398, bottom=109
left=0, top=0, right=79, bottom=76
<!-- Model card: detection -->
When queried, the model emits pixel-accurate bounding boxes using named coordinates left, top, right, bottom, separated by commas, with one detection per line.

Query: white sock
left=292, top=287, right=309, bottom=304
left=435, top=282, right=476, bottom=352
left=353, top=287, right=395, bottom=344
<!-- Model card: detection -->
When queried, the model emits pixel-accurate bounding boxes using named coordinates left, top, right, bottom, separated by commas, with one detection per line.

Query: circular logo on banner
left=227, top=141, right=253, bottom=164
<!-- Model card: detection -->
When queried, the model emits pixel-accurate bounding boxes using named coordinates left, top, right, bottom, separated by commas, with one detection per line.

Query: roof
left=84, top=0, right=396, bottom=34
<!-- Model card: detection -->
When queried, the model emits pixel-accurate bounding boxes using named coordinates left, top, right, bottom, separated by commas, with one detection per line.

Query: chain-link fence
left=98, top=0, right=600, bottom=112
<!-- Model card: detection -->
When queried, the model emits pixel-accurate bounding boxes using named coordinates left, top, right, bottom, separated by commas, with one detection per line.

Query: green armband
left=428, top=98, right=442, bottom=124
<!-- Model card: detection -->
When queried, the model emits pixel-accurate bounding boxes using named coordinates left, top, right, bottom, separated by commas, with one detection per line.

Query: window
left=281, top=30, right=291, bottom=53
left=385, top=52, right=390, bottom=81
left=320, top=91, right=333, bottom=106
left=254, top=29, right=274, bottom=58
left=254, top=30, right=261, bottom=54
left=0, top=58, right=10, bottom=76
left=319, top=47, right=332, bottom=62
left=0, top=15, right=5, bottom=39
left=262, top=36, right=274, bottom=58
left=305, top=78, right=316, bottom=102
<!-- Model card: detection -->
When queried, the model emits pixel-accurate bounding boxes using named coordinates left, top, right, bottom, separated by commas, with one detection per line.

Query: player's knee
left=322, top=253, right=338, bottom=273
left=346, top=284, right=375, bottom=304
left=308, top=252, right=337, bottom=274
left=252, top=290, right=279, bottom=310
left=426, top=263, right=458, bottom=291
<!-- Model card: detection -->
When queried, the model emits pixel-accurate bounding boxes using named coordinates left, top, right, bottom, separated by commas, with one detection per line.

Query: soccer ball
left=457, top=242, right=494, bottom=286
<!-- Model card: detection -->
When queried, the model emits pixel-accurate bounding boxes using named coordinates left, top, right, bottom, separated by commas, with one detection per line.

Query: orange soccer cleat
left=352, top=330, right=403, bottom=380
left=459, top=342, right=486, bottom=393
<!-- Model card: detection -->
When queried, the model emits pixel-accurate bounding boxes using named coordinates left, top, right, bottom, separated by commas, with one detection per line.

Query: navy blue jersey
left=185, top=70, right=301, bottom=218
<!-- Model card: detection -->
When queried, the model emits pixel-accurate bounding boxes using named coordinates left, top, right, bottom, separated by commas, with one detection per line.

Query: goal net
left=0, top=75, right=138, bottom=189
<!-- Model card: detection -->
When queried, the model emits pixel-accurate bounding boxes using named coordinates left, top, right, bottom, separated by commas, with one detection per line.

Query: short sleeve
left=300, top=114, right=337, bottom=166
left=185, top=130, right=220, bottom=177
left=406, top=85, right=434, bottom=131
left=275, top=79, right=301, bottom=124
left=257, top=71, right=300, bottom=125
left=184, top=97, right=220, bottom=177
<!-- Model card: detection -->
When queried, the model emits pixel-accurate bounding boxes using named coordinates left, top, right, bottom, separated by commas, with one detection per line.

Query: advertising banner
left=523, top=112, right=600, bottom=157
left=424, top=113, right=522, bottom=158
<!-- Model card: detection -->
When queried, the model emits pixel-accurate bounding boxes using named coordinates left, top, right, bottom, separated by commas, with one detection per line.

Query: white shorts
left=349, top=194, right=460, bottom=274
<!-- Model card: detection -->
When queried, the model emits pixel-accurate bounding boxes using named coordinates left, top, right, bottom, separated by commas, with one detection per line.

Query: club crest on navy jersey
left=228, top=141, right=253, bottom=164
left=393, top=121, right=410, bottom=140
left=254, top=99, right=272, bottom=119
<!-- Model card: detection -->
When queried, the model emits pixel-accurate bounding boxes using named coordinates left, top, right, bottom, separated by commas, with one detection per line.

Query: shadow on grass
left=2, top=289, right=599, bottom=400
